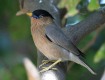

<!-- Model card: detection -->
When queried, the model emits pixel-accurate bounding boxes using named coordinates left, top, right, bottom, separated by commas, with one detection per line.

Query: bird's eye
left=39, top=14, right=44, bottom=18
left=33, top=15, right=39, bottom=19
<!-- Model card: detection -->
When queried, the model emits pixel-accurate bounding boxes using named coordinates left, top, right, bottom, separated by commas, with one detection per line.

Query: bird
left=26, top=9, right=96, bottom=74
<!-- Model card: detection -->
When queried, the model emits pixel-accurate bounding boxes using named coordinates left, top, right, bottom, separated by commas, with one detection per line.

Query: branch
left=82, top=25, right=105, bottom=52
left=23, top=58, right=40, bottom=80
left=101, top=69, right=105, bottom=80
left=63, top=8, right=105, bottom=44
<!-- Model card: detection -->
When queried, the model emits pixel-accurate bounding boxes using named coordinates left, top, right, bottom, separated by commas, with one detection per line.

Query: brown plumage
left=31, top=17, right=69, bottom=60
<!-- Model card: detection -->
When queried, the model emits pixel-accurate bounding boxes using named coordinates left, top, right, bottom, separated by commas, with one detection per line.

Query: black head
left=32, top=10, right=53, bottom=19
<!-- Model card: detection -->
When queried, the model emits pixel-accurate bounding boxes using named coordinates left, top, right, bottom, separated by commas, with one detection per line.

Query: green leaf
left=58, top=0, right=79, bottom=15
left=88, top=0, right=99, bottom=11
left=94, top=43, right=105, bottom=63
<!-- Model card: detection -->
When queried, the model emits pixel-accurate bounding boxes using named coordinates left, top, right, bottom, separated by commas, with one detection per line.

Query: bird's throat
left=31, top=17, right=53, bottom=27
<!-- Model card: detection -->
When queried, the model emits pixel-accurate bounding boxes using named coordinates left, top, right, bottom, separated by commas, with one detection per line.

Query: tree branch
left=63, top=9, right=105, bottom=44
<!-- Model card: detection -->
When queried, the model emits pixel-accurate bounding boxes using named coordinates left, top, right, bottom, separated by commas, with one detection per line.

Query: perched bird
left=26, top=9, right=96, bottom=74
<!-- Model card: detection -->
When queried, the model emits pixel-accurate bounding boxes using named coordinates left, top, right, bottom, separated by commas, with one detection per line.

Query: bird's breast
left=31, top=25, right=49, bottom=47
left=31, top=25, right=69, bottom=60
left=31, top=25, right=54, bottom=57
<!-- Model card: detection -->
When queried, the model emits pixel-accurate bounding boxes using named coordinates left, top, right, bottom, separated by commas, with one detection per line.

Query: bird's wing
left=45, top=23, right=85, bottom=57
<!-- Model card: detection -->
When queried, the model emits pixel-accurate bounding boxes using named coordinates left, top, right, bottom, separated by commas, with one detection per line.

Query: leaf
left=88, top=0, right=99, bottom=11
left=94, top=43, right=105, bottom=63
left=76, top=0, right=90, bottom=12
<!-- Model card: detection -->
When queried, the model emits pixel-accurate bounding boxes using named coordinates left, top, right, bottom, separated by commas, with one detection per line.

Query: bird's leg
left=39, top=60, right=56, bottom=68
left=40, top=59, right=61, bottom=73
left=42, top=67, right=58, bottom=71
left=42, top=60, right=55, bottom=63
left=39, top=60, right=50, bottom=68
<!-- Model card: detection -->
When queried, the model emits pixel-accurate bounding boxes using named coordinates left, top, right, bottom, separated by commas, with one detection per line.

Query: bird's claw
left=39, top=60, right=55, bottom=68
left=40, top=67, right=57, bottom=73
left=39, top=60, right=50, bottom=68
left=39, top=59, right=61, bottom=73
left=42, top=67, right=57, bottom=70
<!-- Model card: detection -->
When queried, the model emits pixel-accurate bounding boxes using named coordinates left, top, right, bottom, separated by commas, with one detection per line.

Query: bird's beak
left=26, top=12, right=32, bottom=17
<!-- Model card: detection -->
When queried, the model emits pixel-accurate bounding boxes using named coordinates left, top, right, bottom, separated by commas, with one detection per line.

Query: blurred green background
left=0, top=0, right=105, bottom=80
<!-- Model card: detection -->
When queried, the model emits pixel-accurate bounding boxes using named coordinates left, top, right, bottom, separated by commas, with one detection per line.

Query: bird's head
left=26, top=9, right=53, bottom=19
left=27, top=10, right=54, bottom=25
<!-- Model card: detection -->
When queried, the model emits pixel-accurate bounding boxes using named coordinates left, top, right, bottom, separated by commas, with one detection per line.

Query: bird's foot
left=39, top=60, right=55, bottom=68
left=42, top=60, right=55, bottom=62
left=39, top=60, right=50, bottom=68
left=42, top=67, right=57, bottom=70
left=40, top=67, right=57, bottom=73
left=39, top=59, right=61, bottom=73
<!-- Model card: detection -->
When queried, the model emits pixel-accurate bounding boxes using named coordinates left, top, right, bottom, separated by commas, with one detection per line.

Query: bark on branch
left=63, top=9, right=105, bottom=44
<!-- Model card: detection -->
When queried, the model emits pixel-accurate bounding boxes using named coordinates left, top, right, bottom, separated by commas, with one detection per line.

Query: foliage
left=94, top=43, right=105, bottom=63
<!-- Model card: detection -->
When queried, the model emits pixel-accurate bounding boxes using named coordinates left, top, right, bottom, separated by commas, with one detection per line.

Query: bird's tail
left=69, top=53, right=96, bottom=75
